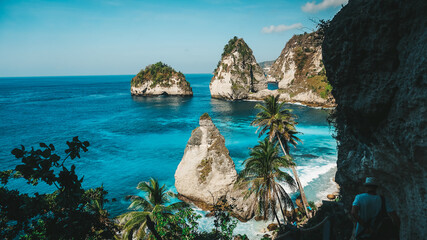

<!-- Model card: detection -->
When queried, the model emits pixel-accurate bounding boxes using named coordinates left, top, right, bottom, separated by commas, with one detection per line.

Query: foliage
left=294, top=47, right=308, bottom=71
left=238, top=138, right=296, bottom=225
left=210, top=197, right=238, bottom=240
left=222, top=36, right=239, bottom=58
left=252, top=95, right=301, bottom=154
left=316, top=19, right=331, bottom=40
left=200, top=112, right=211, bottom=120
left=234, top=234, right=249, bottom=240
left=307, top=65, right=333, bottom=99
left=215, top=36, right=252, bottom=73
left=117, top=178, right=188, bottom=239
left=251, top=95, right=312, bottom=219
left=308, top=201, right=318, bottom=211
left=0, top=137, right=116, bottom=239
left=154, top=208, right=201, bottom=240
left=131, top=61, right=188, bottom=88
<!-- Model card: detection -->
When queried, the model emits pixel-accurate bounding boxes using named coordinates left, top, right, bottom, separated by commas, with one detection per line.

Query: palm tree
left=117, top=178, right=187, bottom=240
left=239, top=138, right=296, bottom=227
left=251, top=95, right=311, bottom=218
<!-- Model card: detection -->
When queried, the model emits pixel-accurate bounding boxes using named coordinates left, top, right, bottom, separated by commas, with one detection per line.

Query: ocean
left=0, top=74, right=337, bottom=239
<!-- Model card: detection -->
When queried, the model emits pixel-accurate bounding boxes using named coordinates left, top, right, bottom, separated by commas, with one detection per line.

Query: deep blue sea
left=0, top=74, right=337, bottom=238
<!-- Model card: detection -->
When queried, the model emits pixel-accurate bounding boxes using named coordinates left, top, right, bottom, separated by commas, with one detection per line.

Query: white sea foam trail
left=297, top=162, right=337, bottom=188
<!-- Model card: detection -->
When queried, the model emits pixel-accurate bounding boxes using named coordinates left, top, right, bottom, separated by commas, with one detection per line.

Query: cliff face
left=175, top=113, right=256, bottom=221
left=323, top=0, right=427, bottom=238
left=268, top=32, right=334, bottom=107
left=131, top=62, right=193, bottom=96
left=210, top=37, right=267, bottom=100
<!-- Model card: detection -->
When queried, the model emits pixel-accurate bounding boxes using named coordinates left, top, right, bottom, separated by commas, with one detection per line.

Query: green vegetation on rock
left=131, top=62, right=188, bottom=88
left=198, top=158, right=213, bottom=183
left=294, top=47, right=308, bottom=71
left=200, top=112, right=211, bottom=120
left=307, top=66, right=332, bottom=99
left=215, top=36, right=253, bottom=73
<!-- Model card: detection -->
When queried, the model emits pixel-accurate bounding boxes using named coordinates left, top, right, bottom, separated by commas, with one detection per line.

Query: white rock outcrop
left=210, top=37, right=267, bottom=100
left=247, top=89, right=330, bottom=107
left=131, top=76, right=193, bottom=96
left=130, top=62, right=193, bottom=96
left=267, top=31, right=335, bottom=107
left=175, top=113, right=256, bottom=221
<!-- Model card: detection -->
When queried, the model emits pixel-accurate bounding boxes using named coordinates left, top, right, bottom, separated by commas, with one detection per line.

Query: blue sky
left=0, top=0, right=347, bottom=77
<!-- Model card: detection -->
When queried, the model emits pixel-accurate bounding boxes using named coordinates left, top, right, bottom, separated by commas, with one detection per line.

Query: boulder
left=175, top=113, right=257, bottom=221
left=267, top=223, right=278, bottom=231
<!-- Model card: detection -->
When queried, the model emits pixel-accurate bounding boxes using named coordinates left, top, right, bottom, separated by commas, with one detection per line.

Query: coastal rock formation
left=323, top=0, right=427, bottom=239
left=267, top=32, right=335, bottom=107
left=258, top=60, right=275, bottom=75
left=131, top=62, right=193, bottom=96
left=210, top=37, right=267, bottom=100
left=175, top=113, right=256, bottom=221
left=247, top=89, right=330, bottom=108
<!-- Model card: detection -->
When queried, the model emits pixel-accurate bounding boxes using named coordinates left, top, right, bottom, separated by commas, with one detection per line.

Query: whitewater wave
left=298, top=162, right=337, bottom=188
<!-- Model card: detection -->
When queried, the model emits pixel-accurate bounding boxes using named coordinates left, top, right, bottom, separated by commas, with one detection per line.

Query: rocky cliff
left=266, top=31, right=334, bottom=107
left=175, top=113, right=256, bottom=221
left=210, top=37, right=267, bottom=100
left=131, top=62, right=193, bottom=96
left=323, top=0, right=427, bottom=239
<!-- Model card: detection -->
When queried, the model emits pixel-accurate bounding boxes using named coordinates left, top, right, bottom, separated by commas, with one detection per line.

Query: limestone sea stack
left=210, top=37, right=267, bottom=100
left=251, top=31, right=335, bottom=107
left=175, top=113, right=256, bottom=221
left=131, top=62, right=193, bottom=96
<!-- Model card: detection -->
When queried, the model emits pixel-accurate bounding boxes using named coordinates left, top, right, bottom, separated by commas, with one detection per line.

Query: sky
left=0, top=0, right=347, bottom=77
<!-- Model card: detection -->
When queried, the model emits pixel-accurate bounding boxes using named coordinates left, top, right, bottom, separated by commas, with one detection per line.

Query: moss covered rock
left=210, top=37, right=267, bottom=100
left=266, top=31, right=335, bottom=107
left=131, top=62, right=193, bottom=96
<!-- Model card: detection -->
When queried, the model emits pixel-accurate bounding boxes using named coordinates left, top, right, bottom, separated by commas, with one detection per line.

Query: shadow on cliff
left=321, top=0, right=427, bottom=239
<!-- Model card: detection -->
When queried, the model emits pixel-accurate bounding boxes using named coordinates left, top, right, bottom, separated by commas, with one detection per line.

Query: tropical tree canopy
left=252, top=95, right=301, bottom=154
left=238, top=138, right=296, bottom=223
left=117, top=178, right=188, bottom=240
left=251, top=95, right=312, bottom=219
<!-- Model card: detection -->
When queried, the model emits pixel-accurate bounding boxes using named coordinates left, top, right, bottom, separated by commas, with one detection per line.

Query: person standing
left=351, top=177, right=400, bottom=240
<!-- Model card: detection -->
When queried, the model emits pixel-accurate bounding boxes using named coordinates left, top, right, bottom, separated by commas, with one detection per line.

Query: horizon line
left=0, top=73, right=214, bottom=78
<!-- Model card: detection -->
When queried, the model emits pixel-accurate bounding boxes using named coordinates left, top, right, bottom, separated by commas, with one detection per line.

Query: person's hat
left=363, top=177, right=378, bottom=186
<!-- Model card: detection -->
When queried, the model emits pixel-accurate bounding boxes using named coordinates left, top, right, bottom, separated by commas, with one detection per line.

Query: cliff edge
left=323, top=0, right=427, bottom=238
left=261, top=31, right=334, bottom=107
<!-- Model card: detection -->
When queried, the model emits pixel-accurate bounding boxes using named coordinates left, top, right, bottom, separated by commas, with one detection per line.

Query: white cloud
left=261, top=23, right=303, bottom=34
left=301, top=0, right=348, bottom=13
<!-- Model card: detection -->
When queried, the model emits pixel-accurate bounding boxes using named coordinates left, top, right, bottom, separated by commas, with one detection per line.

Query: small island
left=210, top=36, right=267, bottom=100
left=131, top=62, right=193, bottom=96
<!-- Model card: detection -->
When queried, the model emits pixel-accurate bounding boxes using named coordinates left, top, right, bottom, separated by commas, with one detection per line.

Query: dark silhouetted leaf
left=11, top=148, right=24, bottom=158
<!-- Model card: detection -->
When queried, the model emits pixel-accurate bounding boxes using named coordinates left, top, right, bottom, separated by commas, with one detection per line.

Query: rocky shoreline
left=246, top=91, right=336, bottom=108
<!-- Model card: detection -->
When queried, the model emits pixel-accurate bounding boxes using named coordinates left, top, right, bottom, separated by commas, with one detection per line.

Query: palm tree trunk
left=272, top=201, right=282, bottom=228
left=276, top=135, right=311, bottom=219
left=273, top=185, right=288, bottom=223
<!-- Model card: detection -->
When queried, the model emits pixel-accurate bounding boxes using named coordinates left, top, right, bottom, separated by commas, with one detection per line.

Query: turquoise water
left=0, top=74, right=337, bottom=237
